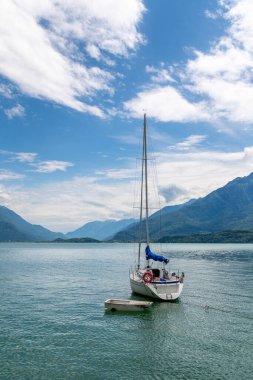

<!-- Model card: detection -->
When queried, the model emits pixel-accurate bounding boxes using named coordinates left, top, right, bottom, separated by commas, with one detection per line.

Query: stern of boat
left=130, top=270, right=184, bottom=301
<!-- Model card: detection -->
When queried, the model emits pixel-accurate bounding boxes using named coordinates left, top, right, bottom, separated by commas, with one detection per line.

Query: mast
left=137, top=116, right=145, bottom=269
left=144, top=114, right=150, bottom=246
left=137, top=114, right=150, bottom=269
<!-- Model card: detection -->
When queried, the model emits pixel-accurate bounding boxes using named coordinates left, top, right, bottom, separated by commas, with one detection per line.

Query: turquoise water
left=0, top=243, right=252, bottom=380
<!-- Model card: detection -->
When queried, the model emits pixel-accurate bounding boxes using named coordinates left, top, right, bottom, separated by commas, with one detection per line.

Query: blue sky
left=1, top=0, right=253, bottom=232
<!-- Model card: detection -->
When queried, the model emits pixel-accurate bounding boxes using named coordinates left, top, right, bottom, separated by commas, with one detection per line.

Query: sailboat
left=130, top=114, right=184, bottom=301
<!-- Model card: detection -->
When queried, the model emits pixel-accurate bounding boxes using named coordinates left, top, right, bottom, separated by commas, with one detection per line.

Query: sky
left=1, top=0, right=253, bottom=232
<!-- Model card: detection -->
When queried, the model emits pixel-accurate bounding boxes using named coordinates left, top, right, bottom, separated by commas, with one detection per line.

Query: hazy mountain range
left=0, top=206, right=64, bottom=241
left=1, top=172, right=253, bottom=242
left=0, top=206, right=136, bottom=242
left=65, top=219, right=136, bottom=241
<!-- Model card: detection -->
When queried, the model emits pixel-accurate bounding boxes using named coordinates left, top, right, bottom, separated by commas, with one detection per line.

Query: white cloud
left=32, top=160, right=74, bottom=173
left=125, top=0, right=253, bottom=125
left=0, top=0, right=145, bottom=117
left=0, top=169, right=24, bottom=180
left=227, top=0, right=253, bottom=51
left=204, top=9, right=223, bottom=20
left=169, top=135, right=207, bottom=150
left=156, top=146, right=253, bottom=204
left=97, top=168, right=136, bottom=180
left=40, top=0, right=146, bottom=56
left=2, top=175, right=135, bottom=231
left=86, top=44, right=101, bottom=60
left=145, top=65, right=175, bottom=83
left=159, top=185, right=187, bottom=203
left=2, top=145, right=253, bottom=231
left=0, top=149, right=74, bottom=174
left=186, top=43, right=253, bottom=82
left=0, top=83, right=14, bottom=98
left=185, top=0, right=253, bottom=124
left=0, top=184, right=11, bottom=202
left=14, top=152, right=38, bottom=163
left=124, top=85, right=210, bottom=122
left=4, top=104, right=25, bottom=119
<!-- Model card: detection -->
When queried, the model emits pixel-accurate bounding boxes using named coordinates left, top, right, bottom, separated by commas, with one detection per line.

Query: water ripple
left=0, top=243, right=252, bottom=380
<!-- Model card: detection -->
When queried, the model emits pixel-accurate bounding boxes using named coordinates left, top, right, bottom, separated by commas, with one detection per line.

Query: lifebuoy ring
left=143, top=271, right=153, bottom=283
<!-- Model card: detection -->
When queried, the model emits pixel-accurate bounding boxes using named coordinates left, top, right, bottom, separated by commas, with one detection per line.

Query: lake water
left=0, top=243, right=252, bottom=380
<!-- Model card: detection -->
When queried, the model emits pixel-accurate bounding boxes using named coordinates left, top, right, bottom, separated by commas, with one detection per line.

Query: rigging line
left=153, top=158, right=166, bottom=254
left=132, top=125, right=143, bottom=212
left=132, top=157, right=139, bottom=212
left=133, top=206, right=161, bottom=209
left=153, top=144, right=171, bottom=255
left=132, top=121, right=145, bottom=253
left=147, top=126, right=160, bottom=227
left=147, top=123, right=164, bottom=254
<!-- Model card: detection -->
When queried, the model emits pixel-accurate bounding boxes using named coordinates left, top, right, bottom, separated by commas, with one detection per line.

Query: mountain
left=113, top=172, right=253, bottom=241
left=151, top=199, right=195, bottom=218
left=66, top=218, right=136, bottom=241
left=158, top=230, right=253, bottom=243
left=0, top=206, right=64, bottom=241
left=3, top=172, right=253, bottom=242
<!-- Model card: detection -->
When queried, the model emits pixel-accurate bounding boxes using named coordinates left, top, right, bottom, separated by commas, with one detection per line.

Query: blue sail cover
left=145, top=245, right=169, bottom=264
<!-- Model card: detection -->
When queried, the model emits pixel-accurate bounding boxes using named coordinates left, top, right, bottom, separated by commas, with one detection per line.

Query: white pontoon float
left=105, top=299, right=153, bottom=311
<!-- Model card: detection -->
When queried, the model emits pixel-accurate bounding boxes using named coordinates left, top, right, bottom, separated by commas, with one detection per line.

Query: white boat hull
left=130, top=273, right=184, bottom=301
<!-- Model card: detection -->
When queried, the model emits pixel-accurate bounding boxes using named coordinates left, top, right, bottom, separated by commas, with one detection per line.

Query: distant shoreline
left=1, top=230, right=253, bottom=243
left=157, top=230, right=253, bottom=244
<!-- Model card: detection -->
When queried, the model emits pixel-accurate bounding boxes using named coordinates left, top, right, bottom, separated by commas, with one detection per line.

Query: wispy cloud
left=204, top=9, right=223, bottom=20
left=169, top=135, right=207, bottom=150
left=0, top=169, right=24, bottom=180
left=0, top=83, right=14, bottom=98
left=96, top=167, right=136, bottom=180
left=0, top=149, right=74, bottom=173
left=0, top=0, right=145, bottom=117
left=113, top=134, right=140, bottom=145
left=145, top=64, right=175, bottom=84
left=0, top=184, right=11, bottom=202
left=4, top=104, right=25, bottom=119
left=14, top=152, right=38, bottom=163
left=32, top=160, right=74, bottom=173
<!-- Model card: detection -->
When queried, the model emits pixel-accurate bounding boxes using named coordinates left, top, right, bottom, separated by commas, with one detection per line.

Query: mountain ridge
left=0, top=206, right=64, bottom=241
left=66, top=218, right=136, bottom=240
left=113, top=172, right=253, bottom=241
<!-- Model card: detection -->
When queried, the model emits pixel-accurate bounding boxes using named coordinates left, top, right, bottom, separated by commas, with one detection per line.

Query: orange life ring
left=143, top=271, right=153, bottom=283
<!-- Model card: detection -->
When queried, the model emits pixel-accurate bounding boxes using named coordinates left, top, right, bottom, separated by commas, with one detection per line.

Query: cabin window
left=152, top=269, right=160, bottom=278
